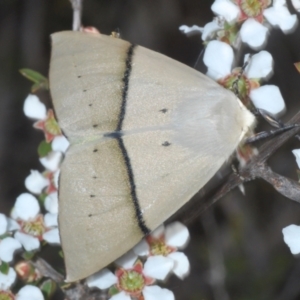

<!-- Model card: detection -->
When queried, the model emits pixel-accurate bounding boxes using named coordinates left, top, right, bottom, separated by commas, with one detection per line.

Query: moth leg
left=245, top=109, right=300, bottom=144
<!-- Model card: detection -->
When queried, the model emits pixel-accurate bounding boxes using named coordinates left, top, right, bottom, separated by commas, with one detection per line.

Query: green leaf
left=0, top=262, right=9, bottom=274
left=38, top=140, right=52, bottom=158
left=19, top=68, right=49, bottom=92
left=22, top=251, right=35, bottom=260
left=40, top=279, right=57, bottom=299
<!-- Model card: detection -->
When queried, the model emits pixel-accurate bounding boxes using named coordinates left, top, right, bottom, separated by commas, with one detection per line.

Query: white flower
left=16, top=285, right=44, bottom=300
left=12, top=193, right=59, bottom=251
left=25, top=170, right=49, bottom=194
left=211, top=0, right=297, bottom=49
left=0, top=267, right=16, bottom=290
left=282, top=224, right=300, bottom=254
left=23, top=94, right=47, bottom=120
left=134, top=222, right=190, bottom=279
left=203, top=41, right=285, bottom=115
left=292, top=149, right=300, bottom=168
left=87, top=251, right=174, bottom=300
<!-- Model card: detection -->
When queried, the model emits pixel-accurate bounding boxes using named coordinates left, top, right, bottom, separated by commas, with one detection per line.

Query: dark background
left=1, top=0, right=300, bottom=299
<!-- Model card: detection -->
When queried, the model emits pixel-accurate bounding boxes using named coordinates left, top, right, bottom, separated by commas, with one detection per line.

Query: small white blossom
left=204, top=41, right=285, bottom=115
left=134, top=222, right=190, bottom=279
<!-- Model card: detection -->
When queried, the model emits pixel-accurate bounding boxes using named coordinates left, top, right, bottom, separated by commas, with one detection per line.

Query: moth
left=49, top=31, right=255, bottom=281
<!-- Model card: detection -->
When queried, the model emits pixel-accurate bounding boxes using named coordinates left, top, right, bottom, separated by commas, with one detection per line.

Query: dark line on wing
left=117, top=137, right=150, bottom=235
left=115, top=43, right=150, bottom=236
left=117, top=44, right=136, bottom=131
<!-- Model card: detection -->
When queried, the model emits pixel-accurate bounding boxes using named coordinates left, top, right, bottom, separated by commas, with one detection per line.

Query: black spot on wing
left=162, top=141, right=171, bottom=146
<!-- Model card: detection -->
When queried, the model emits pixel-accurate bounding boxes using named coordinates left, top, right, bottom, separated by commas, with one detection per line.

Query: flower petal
left=240, top=19, right=269, bottom=49
left=282, top=224, right=300, bottom=254
left=44, top=213, right=58, bottom=227
left=203, top=40, right=234, bottom=80
left=39, top=151, right=62, bottom=172
left=250, top=85, right=286, bottom=115
left=23, top=94, right=47, bottom=120
left=52, top=135, right=70, bottom=153
left=0, top=237, right=22, bottom=262
left=143, top=255, right=174, bottom=280
left=43, top=228, right=60, bottom=244
left=16, top=285, right=44, bottom=300
left=264, top=2, right=298, bottom=33
left=44, top=192, right=58, bottom=214
left=143, top=285, right=175, bottom=300
left=168, top=252, right=190, bottom=279
left=245, top=51, right=273, bottom=79
left=115, top=251, right=138, bottom=269
left=25, top=170, right=49, bottom=194
left=13, top=193, right=40, bottom=221
left=14, top=231, right=40, bottom=251
left=133, top=239, right=150, bottom=256
left=0, top=267, right=16, bottom=290
left=165, top=222, right=190, bottom=248
left=110, top=291, right=131, bottom=300
left=151, top=224, right=165, bottom=238
left=0, top=213, right=8, bottom=235
left=292, top=149, right=300, bottom=169
left=86, top=268, right=117, bottom=289
left=7, top=218, right=20, bottom=231
left=291, top=0, right=300, bottom=11
left=202, top=19, right=223, bottom=41
left=53, top=170, right=60, bottom=189
left=179, top=25, right=203, bottom=35
left=211, top=0, right=240, bottom=23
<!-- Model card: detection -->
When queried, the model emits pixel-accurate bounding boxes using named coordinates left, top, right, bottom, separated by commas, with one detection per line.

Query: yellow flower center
left=119, top=270, right=145, bottom=294
left=0, top=290, right=14, bottom=300
left=240, top=0, right=264, bottom=17
left=22, top=215, right=46, bottom=238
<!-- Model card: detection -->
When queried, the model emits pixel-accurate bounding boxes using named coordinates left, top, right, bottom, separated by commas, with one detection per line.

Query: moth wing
left=50, top=31, right=255, bottom=282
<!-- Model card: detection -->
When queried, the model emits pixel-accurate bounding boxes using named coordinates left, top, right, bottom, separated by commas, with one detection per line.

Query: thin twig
left=69, top=0, right=83, bottom=31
